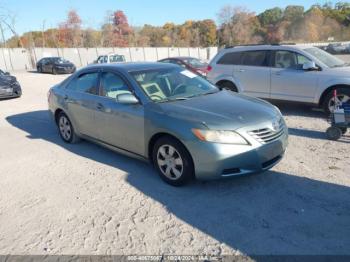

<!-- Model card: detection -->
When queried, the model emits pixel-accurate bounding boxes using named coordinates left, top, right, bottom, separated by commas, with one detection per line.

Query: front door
left=94, top=70, right=145, bottom=156
left=270, top=50, right=318, bottom=103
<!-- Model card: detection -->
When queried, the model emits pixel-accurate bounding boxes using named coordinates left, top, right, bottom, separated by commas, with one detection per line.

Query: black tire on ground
left=216, top=81, right=238, bottom=92
left=57, top=112, right=80, bottom=144
left=322, top=87, right=350, bottom=114
left=152, top=136, right=194, bottom=186
left=52, top=67, right=57, bottom=75
left=37, top=66, right=42, bottom=73
left=326, top=126, right=342, bottom=141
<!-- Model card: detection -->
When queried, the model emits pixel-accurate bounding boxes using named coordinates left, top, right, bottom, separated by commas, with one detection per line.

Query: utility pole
left=0, top=22, right=8, bottom=71
left=42, top=20, right=46, bottom=48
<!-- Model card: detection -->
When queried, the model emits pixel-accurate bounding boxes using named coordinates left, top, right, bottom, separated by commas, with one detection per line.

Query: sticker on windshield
left=181, top=70, right=197, bottom=78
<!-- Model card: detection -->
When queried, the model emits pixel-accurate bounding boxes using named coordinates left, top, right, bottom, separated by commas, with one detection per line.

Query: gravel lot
left=0, top=72, right=349, bottom=256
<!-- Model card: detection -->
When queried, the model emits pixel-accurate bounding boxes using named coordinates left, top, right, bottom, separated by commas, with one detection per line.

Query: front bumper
left=0, top=85, right=22, bottom=98
left=185, top=128, right=288, bottom=180
left=55, top=66, right=75, bottom=74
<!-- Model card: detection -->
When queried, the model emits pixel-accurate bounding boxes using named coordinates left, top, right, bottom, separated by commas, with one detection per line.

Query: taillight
left=207, top=65, right=212, bottom=72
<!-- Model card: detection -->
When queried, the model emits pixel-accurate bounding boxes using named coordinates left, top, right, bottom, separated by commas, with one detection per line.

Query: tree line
left=2, top=2, right=350, bottom=49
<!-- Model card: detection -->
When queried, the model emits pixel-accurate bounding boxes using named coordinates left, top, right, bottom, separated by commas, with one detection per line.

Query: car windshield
left=131, top=67, right=219, bottom=102
left=53, top=57, right=69, bottom=64
left=183, top=58, right=208, bottom=68
left=304, top=47, right=346, bottom=68
left=110, top=55, right=125, bottom=62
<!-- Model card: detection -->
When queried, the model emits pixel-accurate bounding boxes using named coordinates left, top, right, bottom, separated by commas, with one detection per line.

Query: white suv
left=207, top=44, right=350, bottom=113
left=94, top=53, right=126, bottom=64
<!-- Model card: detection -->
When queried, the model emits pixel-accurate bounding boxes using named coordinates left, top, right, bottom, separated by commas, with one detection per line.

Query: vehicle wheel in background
left=216, top=81, right=238, bottom=92
left=326, top=126, right=342, bottom=140
left=322, top=87, right=350, bottom=114
left=152, top=136, right=194, bottom=186
left=57, top=112, right=80, bottom=143
left=37, top=66, right=42, bottom=73
left=52, top=67, right=57, bottom=75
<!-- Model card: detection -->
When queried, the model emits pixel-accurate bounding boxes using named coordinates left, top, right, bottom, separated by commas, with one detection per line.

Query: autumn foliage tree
left=58, top=9, right=82, bottom=47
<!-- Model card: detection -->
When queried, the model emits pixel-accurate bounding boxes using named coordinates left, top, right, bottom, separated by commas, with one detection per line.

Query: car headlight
left=192, top=129, right=248, bottom=145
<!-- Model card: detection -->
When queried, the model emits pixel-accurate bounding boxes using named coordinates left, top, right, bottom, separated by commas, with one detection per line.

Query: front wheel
left=152, top=136, right=194, bottom=186
left=57, top=112, right=80, bottom=143
left=322, top=87, right=350, bottom=114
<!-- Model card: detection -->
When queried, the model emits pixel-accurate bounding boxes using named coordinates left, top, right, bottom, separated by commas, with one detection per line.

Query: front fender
left=315, top=77, right=350, bottom=103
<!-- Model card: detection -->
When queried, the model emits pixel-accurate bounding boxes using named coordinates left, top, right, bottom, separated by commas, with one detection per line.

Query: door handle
left=274, top=72, right=282, bottom=76
left=238, top=69, right=245, bottom=72
left=96, top=103, right=104, bottom=110
left=64, top=95, right=69, bottom=100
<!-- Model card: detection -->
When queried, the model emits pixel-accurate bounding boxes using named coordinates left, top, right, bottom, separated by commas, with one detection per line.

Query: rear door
left=234, top=50, right=271, bottom=98
left=270, top=50, right=318, bottom=102
left=212, top=51, right=241, bottom=84
left=93, top=70, right=145, bottom=156
left=63, top=70, right=100, bottom=138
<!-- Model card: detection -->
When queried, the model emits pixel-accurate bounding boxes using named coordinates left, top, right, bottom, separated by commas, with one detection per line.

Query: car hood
left=324, top=66, right=350, bottom=77
left=0, top=75, right=17, bottom=87
left=157, top=90, right=280, bottom=130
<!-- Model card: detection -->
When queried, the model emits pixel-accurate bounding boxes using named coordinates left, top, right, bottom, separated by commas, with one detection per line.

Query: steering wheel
left=150, top=94, right=163, bottom=101
left=172, top=84, right=186, bottom=96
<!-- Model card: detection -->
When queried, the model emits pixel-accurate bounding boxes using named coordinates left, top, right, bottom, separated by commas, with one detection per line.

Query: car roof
left=223, top=44, right=313, bottom=52
left=85, top=62, right=179, bottom=72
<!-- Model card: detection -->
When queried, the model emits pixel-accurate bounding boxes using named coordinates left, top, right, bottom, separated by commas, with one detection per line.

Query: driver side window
left=274, top=51, right=311, bottom=70
left=100, top=72, right=130, bottom=99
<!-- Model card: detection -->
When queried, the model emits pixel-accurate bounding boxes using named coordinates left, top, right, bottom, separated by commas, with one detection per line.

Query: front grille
left=248, top=118, right=285, bottom=144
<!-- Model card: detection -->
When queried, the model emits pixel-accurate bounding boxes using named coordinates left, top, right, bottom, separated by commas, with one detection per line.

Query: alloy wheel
left=157, top=144, right=184, bottom=180
left=59, top=115, right=72, bottom=141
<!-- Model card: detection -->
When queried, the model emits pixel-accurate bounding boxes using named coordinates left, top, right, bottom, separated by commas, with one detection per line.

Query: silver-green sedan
left=48, top=63, right=288, bottom=186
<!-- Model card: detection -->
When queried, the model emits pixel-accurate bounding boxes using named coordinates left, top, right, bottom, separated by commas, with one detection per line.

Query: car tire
left=57, top=112, right=80, bottom=144
left=37, top=66, right=42, bottom=73
left=326, top=126, right=342, bottom=141
left=152, top=136, right=194, bottom=186
left=217, top=81, right=238, bottom=92
left=322, top=87, right=350, bottom=114
left=52, top=67, right=57, bottom=75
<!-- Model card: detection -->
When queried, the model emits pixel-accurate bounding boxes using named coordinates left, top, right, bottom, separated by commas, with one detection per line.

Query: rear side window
left=217, top=52, right=241, bottom=65
left=241, top=51, right=268, bottom=67
left=66, top=72, right=99, bottom=95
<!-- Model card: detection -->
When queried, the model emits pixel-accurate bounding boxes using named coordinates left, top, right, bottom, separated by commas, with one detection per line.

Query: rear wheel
left=216, top=81, right=238, bottom=92
left=322, top=87, right=350, bottom=114
left=152, top=136, right=194, bottom=186
left=57, top=112, right=80, bottom=143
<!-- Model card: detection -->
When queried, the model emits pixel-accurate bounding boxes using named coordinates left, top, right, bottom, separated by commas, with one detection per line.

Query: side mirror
left=116, top=93, right=139, bottom=104
left=303, top=61, right=318, bottom=71
left=4, top=72, right=10, bottom=75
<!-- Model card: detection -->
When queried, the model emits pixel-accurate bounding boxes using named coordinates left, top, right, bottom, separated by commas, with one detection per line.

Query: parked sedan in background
left=158, top=57, right=209, bottom=77
left=48, top=62, right=288, bottom=186
left=0, top=69, right=21, bottom=99
left=37, top=57, right=76, bottom=74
